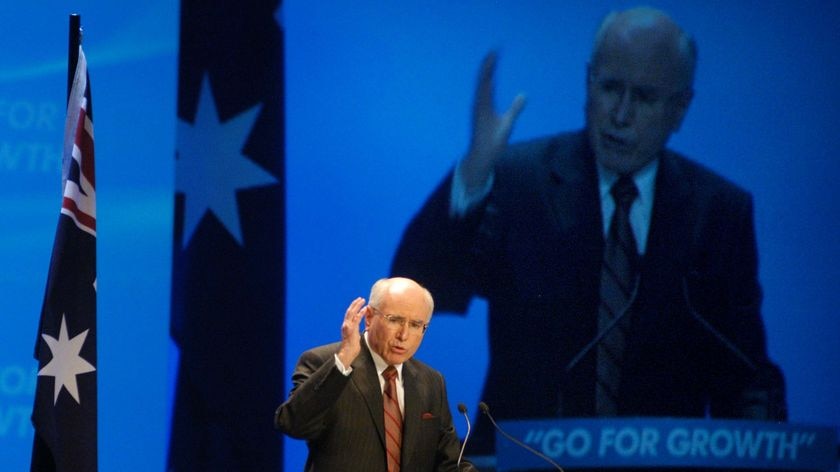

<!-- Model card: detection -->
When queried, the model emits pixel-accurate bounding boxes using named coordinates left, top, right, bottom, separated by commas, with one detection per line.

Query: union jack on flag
left=60, top=47, right=96, bottom=236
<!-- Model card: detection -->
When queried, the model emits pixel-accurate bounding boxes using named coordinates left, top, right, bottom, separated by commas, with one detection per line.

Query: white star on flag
left=37, top=314, right=96, bottom=404
left=176, top=76, right=278, bottom=247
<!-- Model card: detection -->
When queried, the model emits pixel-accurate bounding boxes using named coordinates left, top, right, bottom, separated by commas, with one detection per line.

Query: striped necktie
left=382, top=365, right=402, bottom=472
left=596, top=174, right=639, bottom=416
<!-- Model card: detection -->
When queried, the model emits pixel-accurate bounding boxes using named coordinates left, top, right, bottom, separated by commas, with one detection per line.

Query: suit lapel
left=544, top=133, right=605, bottom=314
left=400, top=361, right=421, bottom=468
left=351, top=345, right=387, bottom=447
left=643, top=152, right=695, bottom=276
left=545, top=133, right=603, bottom=244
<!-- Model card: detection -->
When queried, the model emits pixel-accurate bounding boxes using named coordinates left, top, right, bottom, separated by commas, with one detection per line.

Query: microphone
left=564, top=277, right=640, bottom=374
left=479, top=402, right=565, bottom=471
left=456, top=403, right=471, bottom=469
left=681, top=276, right=788, bottom=420
left=681, top=276, right=756, bottom=371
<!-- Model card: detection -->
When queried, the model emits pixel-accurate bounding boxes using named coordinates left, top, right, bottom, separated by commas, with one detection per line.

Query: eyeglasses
left=370, top=306, right=429, bottom=334
left=589, top=72, right=689, bottom=111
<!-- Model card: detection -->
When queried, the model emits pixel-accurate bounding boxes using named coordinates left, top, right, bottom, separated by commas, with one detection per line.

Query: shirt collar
left=597, top=158, right=659, bottom=206
left=363, top=331, right=403, bottom=380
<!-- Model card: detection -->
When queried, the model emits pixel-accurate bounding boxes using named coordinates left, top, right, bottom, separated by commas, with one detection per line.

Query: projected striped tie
left=596, top=175, right=639, bottom=416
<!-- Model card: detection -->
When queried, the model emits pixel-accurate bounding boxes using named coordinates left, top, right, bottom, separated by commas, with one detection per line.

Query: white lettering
left=691, top=428, right=710, bottom=457
left=777, top=432, right=798, bottom=460
left=640, top=427, right=659, bottom=456
left=0, top=366, right=27, bottom=395
left=543, top=429, right=564, bottom=456
left=709, top=429, right=734, bottom=457
left=733, top=429, right=763, bottom=458
left=566, top=429, right=592, bottom=458
left=0, top=365, right=37, bottom=396
left=0, top=141, right=61, bottom=172
left=38, top=102, right=59, bottom=130
left=600, top=428, right=617, bottom=456
left=663, top=426, right=824, bottom=463
left=0, top=405, right=32, bottom=438
left=0, top=142, right=19, bottom=170
left=763, top=431, right=781, bottom=459
left=0, top=99, right=59, bottom=131
left=667, top=428, right=689, bottom=456
left=614, top=427, right=640, bottom=456
left=542, top=428, right=592, bottom=458
left=599, top=427, right=657, bottom=457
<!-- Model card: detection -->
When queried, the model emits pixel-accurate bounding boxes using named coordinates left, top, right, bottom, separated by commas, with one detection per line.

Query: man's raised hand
left=460, top=51, right=526, bottom=192
left=337, top=297, right=366, bottom=367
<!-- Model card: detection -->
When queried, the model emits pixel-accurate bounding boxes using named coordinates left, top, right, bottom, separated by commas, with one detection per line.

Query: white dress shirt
left=451, top=157, right=659, bottom=254
left=334, top=331, right=405, bottom=414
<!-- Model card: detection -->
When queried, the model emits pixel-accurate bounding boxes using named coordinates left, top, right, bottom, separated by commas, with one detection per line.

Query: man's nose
left=612, top=89, right=634, bottom=126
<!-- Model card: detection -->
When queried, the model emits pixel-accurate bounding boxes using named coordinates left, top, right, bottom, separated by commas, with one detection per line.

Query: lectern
left=494, top=417, right=837, bottom=471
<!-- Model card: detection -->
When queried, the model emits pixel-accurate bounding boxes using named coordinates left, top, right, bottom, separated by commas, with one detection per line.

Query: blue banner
left=497, top=418, right=837, bottom=471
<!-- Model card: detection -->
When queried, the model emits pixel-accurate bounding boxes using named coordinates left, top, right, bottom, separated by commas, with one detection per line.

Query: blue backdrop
left=1, top=1, right=837, bottom=470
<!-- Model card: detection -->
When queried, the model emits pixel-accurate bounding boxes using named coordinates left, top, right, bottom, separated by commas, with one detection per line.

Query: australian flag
left=169, top=0, right=285, bottom=470
left=31, top=45, right=97, bottom=472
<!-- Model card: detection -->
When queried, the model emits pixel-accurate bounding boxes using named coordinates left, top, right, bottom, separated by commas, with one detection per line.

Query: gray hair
left=369, top=277, right=434, bottom=316
left=591, top=7, right=697, bottom=90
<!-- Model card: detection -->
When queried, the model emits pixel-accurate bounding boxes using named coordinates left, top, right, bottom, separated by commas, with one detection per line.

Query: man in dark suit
left=275, top=277, right=477, bottom=471
left=391, top=7, right=786, bottom=458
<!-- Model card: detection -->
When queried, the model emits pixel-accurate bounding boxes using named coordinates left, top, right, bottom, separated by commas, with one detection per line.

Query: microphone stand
left=456, top=403, right=471, bottom=469
left=565, top=277, right=640, bottom=374
left=681, top=277, right=756, bottom=371
left=479, top=402, right=565, bottom=471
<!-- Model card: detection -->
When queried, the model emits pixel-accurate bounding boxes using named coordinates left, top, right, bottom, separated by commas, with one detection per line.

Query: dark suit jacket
left=392, top=130, right=786, bottom=456
left=275, top=341, right=475, bottom=471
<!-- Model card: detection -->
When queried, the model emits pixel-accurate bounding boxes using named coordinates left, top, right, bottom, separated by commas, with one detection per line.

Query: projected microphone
left=681, top=276, right=756, bottom=371
left=681, top=275, right=788, bottom=419
left=456, top=403, right=471, bottom=469
left=478, top=402, right=564, bottom=472
left=565, top=277, right=640, bottom=374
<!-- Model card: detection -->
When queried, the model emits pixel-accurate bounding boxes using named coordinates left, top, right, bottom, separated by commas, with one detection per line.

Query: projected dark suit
left=275, top=341, right=472, bottom=471
left=392, top=131, right=786, bottom=455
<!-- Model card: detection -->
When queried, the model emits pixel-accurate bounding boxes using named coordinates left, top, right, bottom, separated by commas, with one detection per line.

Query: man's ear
left=363, top=306, right=373, bottom=329
left=670, top=88, right=694, bottom=132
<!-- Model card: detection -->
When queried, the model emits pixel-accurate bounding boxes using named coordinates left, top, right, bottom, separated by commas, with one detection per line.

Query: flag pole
left=67, top=14, right=81, bottom=104
left=31, top=12, right=98, bottom=471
